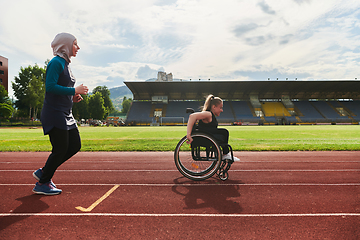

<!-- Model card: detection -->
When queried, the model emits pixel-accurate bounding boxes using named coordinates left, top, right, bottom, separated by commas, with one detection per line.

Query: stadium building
left=124, top=78, right=360, bottom=126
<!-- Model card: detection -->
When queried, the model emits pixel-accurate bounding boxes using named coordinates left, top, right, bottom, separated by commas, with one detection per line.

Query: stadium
left=124, top=78, right=360, bottom=126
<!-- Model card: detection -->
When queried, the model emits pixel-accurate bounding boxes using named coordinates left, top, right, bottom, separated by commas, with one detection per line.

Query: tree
left=26, top=75, right=45, bottom=119
left=0, top=85, right=14, bottom=120
left=121, top=96, right=132, bottom=114
left=108, top=108, right=122, bottom=116
left=93, top=86, right=114, bottom=118
left=88, top=92, right=106, bottom=120
left=12, top=64, right=46, bottom=119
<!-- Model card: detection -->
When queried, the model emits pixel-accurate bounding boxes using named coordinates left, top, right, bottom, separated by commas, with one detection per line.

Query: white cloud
left=1, top=0, right=360, bottom=97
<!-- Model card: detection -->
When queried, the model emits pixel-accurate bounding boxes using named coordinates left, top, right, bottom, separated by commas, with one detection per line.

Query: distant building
left=157, top=71, right=173, bottom=82
left=0, top=55, right=8, bottom=92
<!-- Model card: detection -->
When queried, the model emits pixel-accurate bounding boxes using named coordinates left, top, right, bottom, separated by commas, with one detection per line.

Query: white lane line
left=0, top=160, right=360, bottom=165
left=1, top=169, right=359, bottom=172
left=0, top=213, right=359, bottom=217
left=1, top=161, right=360, bottom=164
left=1, top=183, right=359, bottom=186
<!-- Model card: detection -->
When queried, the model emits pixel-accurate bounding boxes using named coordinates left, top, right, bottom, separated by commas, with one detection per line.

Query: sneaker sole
left=32, top=189, right=62, bottom=195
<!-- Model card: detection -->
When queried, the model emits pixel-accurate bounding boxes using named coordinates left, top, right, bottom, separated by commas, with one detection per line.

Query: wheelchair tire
left=174, top=133, right=222, bottom=181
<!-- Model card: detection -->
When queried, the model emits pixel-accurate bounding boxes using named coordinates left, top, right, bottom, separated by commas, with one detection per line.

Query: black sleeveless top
left=198, top=111, right=218, bottom=131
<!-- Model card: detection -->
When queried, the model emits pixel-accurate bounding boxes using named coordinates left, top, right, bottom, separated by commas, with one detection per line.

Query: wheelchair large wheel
left=174, top=133, right=222, bottom=181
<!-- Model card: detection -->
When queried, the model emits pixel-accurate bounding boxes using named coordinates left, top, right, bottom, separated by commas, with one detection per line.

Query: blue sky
left=1, top=0, right=360, bottom=96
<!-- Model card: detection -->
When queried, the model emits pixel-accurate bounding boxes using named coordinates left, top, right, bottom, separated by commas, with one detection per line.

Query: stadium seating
left=125, top=100, right=359, bottom=125
left=126, top=101, right=153, bottom=125
left=339, top=100, right=360, bottom=121
left=285, top=116, right=298, bottom=124
left=293, top=101, right=325, bottom=122
left=311, top=101, right=348, bottom=121
left=232, top=101, right=255, bottom=119
left=166, top=101, right=201, bottom=122
left=261, top=102, right=291, bottom=117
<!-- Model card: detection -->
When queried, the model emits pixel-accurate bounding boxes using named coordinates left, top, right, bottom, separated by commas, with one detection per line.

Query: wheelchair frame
left=174, top=130, right=235, bottom=181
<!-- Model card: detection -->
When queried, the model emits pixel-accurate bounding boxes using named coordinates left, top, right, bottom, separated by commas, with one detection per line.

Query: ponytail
left=202, top=94, right=222, bottom=111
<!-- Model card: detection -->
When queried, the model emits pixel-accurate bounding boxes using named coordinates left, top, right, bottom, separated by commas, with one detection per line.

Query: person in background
left=186, top=94, right=240, bottom=162
left=32, top=32, right=88, bottom=195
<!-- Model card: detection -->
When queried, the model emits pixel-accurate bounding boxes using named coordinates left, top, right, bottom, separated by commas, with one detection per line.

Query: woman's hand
left=75, top=84, right=88, bottom=95
left=186, top=134, right=193, bottom=144
left=73, top=93, right=83, bottom=103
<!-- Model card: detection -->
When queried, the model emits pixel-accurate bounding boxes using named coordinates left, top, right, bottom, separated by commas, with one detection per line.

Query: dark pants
left=200, top=128, right=230, bottom=154
left=40, top=127, right=81, bottom=183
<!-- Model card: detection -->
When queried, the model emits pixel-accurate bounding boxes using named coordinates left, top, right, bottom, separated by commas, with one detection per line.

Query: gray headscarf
left=51, top=33, right=76, bottom=63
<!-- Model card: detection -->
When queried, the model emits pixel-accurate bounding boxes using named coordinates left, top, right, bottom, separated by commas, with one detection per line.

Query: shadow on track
left=172, top=177, right=243, bottom=214
left=0, top=194, right=49, bottom=231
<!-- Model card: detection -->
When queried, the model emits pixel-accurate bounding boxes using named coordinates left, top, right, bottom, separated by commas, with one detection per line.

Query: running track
left=0, top=151, right=359, bottom=239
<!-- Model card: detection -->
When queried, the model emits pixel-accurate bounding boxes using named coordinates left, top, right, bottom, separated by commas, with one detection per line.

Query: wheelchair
left=174, top=108, right=235, bottom=181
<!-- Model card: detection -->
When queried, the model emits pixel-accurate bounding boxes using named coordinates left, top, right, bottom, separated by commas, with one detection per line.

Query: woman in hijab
left=32, top=33, right=89, bottom=195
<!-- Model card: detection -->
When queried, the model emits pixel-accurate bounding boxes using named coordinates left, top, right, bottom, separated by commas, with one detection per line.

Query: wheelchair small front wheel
left=218, top=170, right=229, bottom=181
left=174, top=133, right=222, bottom=181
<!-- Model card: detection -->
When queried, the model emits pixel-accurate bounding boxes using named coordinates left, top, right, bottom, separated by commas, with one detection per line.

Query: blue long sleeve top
left=40, top=56, right=77, bottom=134
left=45, top=56, right=75, bottom=95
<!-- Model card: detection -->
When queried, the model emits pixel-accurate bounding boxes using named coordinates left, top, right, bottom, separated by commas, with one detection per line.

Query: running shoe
left=32, top=182, right=62, bottom=195
left=33, top=168, right=57, bottom=188
left=222, top=153, right=240, bottom=162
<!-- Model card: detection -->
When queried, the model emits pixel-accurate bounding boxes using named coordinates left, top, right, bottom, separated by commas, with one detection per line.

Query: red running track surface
left=0, top=151, right=359, bottom=239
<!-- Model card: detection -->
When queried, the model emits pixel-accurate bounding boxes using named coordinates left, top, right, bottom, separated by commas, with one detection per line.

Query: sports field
left=0, top=125, right=359, bottom=151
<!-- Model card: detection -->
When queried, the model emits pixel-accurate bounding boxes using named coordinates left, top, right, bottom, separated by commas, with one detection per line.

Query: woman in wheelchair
left=186, top=94, right=240, bottom=162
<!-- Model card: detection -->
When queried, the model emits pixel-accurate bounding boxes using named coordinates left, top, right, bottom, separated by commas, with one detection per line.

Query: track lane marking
left=0, top=213, right=359, bottom=217
left=75, top=185, right=119, bottom=212
left=1, top=183, right=360, bottom=186
left=1, top=169, right=360, bottom=172
left=2, top=161, right=360, bottom=164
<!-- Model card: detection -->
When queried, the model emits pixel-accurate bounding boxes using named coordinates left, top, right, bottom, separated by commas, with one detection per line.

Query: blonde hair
left=202, top=94, right=222, bottom=111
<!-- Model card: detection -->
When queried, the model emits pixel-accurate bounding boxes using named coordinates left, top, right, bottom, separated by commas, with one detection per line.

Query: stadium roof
left=124, top=80, right=360, bottom=101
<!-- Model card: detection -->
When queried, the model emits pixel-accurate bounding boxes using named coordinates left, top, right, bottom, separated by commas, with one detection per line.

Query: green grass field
left=0, top=125, right=359, bottom=151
